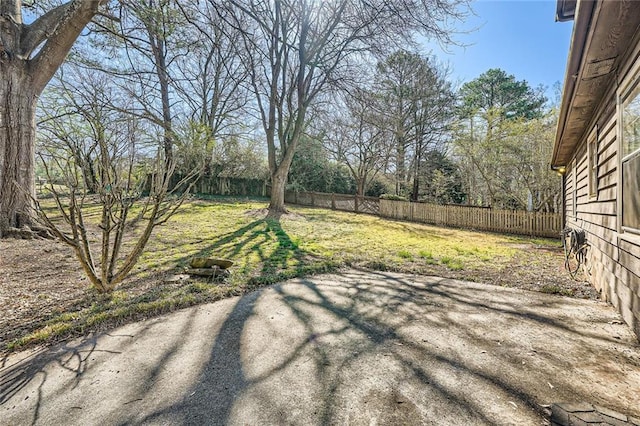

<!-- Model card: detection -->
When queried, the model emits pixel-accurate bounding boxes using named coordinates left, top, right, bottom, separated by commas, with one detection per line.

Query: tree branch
left=0, top=0, right=21, bottom=23
left=19, top=1, right=73, bottom=59
left=29, top=0, right=106, bottom=95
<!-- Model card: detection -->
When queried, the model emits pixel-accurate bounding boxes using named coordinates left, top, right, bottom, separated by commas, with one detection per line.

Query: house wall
left=564, top=32, right=640, bottom=339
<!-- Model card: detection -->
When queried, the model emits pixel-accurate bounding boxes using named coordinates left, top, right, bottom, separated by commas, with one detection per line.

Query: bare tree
left=36, top=73, right=200, bottom=293
left=130, top=0, right=177, bottom=165
left=175, top=0, right=249, bottom=141
left=489, top=111, right=561, bottom=212
left=82, top=0, right=186, bottom=166
left=87, top=0, right=252, bottom=177
left=322, top=90, right=389, bottom=196
left=167, top=0, right=255, bottom=177
left=38, top=68, right=108, bottom=195
left=221, top=0, right=468, bottom=214
left=407, top=60, right=456, bottom=201
left=374, top=50, right=455, bottom=199
left=38, top=144, right=197, bottom=293
left=0, top=0, right=107, bottom=237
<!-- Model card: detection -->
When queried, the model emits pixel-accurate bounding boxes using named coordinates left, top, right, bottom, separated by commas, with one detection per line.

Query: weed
left=398, top=250, right=413, bottom=260
left=364, top=261, right=389, bottom=271
left=419, top=250, right=433, bottom=259
left=418, top=250, right=438, bottom=265
left=441, top=256, right=464, bottom=271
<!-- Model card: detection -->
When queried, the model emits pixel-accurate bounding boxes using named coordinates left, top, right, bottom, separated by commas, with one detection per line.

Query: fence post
left=259, top=188, right=562, bottom=238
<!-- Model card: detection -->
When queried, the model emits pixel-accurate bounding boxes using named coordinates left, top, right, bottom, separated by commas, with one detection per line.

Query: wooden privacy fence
left=285, top=190, right=380, bottom=215
left=282, top=190, right=561, bottom=238
left=379, top=199, right=562, bottom=238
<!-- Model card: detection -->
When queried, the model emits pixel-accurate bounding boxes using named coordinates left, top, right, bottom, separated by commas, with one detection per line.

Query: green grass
left=6, top=198, right=560, bottom=352
left=397, top=250, right=413, bottom=260
left=440, top=256, right=465, bottom=271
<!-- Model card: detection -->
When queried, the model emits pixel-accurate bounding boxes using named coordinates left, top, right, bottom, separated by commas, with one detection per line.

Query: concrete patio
left=2, top=269, right=639, bottom=425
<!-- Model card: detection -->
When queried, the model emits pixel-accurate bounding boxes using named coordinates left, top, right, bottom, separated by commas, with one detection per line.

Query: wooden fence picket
left=283, top=190, right=561, bottom=238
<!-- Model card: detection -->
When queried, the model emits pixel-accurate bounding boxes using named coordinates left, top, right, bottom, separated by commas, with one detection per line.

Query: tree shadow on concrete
left=1, top=341, right=100, bottom=426
left=168, top=273, right=626, bottom=424
left=1, top=306, right=216, bottom=425
left=263, top=275, right=509, bottom=424
left=114, top=213, right=318, bottom=424
left=0, top=318, right=165, bottom=426
left=124, top=268, right=639, bottom=424
left=3, top=262, right=639, bottom=424
left=127, top=289, right=264, bottom=425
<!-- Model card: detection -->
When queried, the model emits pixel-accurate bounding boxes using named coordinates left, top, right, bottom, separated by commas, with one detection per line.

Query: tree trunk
left=149, top=34, right=173, bottom=165
left=395, top=135, right=405, bottom=196
left=83, top=153, right=99, bottom=194
left=411, top=139, right=423, bottom=202
left=269, top=166, right=289, bottom=213
left=356, top=178, right=365, bottom=197
left=267, top=105, right=305, bottom=214
left=0, top=0, right=104, bottom=238
left=0, top=63, right=37, bottom=236
left=411, top=175, right=419, bottom=202
left=268, top=130, right=302, bottom=214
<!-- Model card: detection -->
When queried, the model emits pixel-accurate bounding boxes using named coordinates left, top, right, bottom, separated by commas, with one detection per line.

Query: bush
left=365, top=178, right=392, bottom=197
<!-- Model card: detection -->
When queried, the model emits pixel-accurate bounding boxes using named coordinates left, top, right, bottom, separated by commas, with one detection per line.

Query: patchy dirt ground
left=1, top=238, right=86, bottom=345
left=0, top=231, right=598, bottom=354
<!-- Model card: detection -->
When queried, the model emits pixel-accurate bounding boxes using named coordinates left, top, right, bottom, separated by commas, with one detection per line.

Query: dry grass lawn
left=0, top=198, right=597, bottom=354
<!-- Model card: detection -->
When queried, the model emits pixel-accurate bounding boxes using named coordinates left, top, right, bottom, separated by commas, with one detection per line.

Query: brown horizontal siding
left=595, top=185, right=616, bottom=201
left=576, top=163, right=588, bottom=189
left=565, top=102, right=640, bottom=340
left=598, top=114, right=617, bottom=141
left=598, top=135, right=616, bottom=163
left=597, top=138, right=617, bottom=179
left=575, top=212, right=617, bottom=231
left=598, top=153, right=618, bottom=177
left=578, top=219, right=618, bottom=246
left=619, top=248, right=640, bottom=277
left=566, top=165, right=576, bottom=217
left=598, top=169, right=617, bottom=190
left=576, top=200, right=617, bottom=215
left=620, top=238, right=640, bottom=260
left=619, top=34, right=640, bottom=338
left=615, top=262, right=640, bottom=296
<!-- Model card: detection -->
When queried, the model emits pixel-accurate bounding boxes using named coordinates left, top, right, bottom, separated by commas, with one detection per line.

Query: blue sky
left=423, top=0, right=574, bottom=101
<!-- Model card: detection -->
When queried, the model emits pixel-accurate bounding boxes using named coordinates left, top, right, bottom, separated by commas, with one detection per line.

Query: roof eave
left=552, top=0, right=595, bottom=168
left=552, top=0, right=640, bottom=168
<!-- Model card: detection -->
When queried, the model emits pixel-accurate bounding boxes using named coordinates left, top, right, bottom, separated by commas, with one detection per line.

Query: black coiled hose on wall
left=562, top=227, right=589, bottom=280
